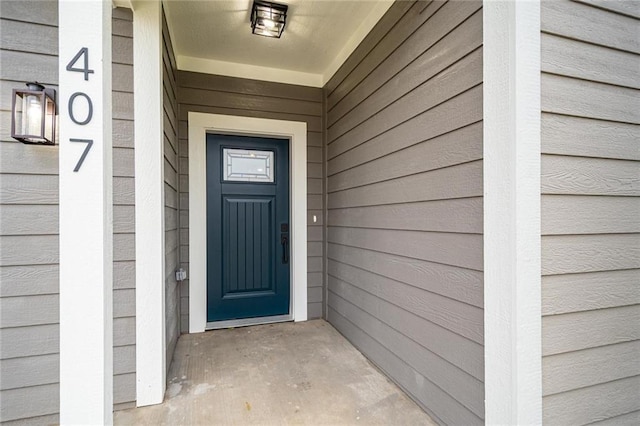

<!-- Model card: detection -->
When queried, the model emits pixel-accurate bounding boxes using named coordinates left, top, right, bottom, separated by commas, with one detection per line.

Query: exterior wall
left=112, top=7, right=136, bottom=411
left=162, top=6, right=180, bottom=376
left=540, top=1, right=640, bottom=424
left=176, top=72, right=324, bottom=332
left=0, top=3, right=136, bottom=421
left=324, top=1, right=484, bottom=424
left=0, top=2, right=60, bottom=423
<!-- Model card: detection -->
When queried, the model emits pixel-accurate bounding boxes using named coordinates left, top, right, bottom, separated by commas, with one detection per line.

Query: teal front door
left=206, top=133, right=290, bottom=322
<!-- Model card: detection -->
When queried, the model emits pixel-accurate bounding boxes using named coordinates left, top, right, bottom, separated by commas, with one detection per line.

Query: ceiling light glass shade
left=11, top=82, right=56, bottom=145
left=251, top=0, right=288, bottom=38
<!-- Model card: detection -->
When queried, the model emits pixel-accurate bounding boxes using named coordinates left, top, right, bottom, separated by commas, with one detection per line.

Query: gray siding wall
left=0, top=3, right=137, bottom=421
left=540, top=1, right=640, bottom=424
left=0, top=2, right=60, bottom=422
left=176, top=73, right=324, bottom=332
left=112, top=7, right=136, bottom=411
left=324, top=1, right=484, bottom=424
left=162, top=6, right=180, bottom=376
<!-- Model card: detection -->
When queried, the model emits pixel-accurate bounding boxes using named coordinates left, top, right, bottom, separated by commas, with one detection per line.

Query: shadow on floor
left=115, top=319, right=435, bottom=425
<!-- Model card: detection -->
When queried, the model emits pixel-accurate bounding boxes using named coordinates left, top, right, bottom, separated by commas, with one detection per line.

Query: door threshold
left=205, top=314, right=292, bottom=330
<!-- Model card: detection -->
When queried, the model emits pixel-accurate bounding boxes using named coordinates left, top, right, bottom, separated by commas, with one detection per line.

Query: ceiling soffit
left=163, top=0, right=394, bottom=87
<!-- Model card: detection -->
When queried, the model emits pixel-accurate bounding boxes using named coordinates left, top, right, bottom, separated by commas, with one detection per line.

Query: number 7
left=70, top=138, right=93, bottom=172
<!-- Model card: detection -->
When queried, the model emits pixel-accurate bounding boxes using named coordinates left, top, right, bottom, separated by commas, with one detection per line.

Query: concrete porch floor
left=115, top=319, right=436, bottom=425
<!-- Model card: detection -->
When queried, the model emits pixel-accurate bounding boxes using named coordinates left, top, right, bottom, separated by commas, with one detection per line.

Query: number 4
left=66, top=47, right=94, bottom=81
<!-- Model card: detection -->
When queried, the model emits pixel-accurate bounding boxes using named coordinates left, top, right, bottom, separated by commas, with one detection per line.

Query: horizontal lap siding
left=540, top=1, right=640, bottom=424
left=162, top=6, right=180, bottom=378
left=0, top=1, right=61, bottom=422
left=0, top=4, right=136, bottom=420
left=112, top=8, right=136, bottom=408
left=324, top=1, right=483, bottom=424
left=177, top=73, right=324, bottom=332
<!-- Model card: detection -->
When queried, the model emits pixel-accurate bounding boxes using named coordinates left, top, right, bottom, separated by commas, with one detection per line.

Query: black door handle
left=281, top=235, right=289, bottom=264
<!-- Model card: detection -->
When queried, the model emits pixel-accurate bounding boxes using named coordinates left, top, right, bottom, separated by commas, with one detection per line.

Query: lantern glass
left=44, top=95, right=55, bottom=143
left=23, top=92, right=43, bottom=137
left=11, top=83, right=56, bottom=145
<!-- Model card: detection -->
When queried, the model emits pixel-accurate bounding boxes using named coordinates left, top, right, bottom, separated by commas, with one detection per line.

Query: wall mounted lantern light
left=11, top=82, right=57, bottom=145
left=251, top=0, right=288, bottom=38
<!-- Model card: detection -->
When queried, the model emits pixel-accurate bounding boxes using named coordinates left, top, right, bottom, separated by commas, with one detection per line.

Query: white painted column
left=483, top=1, right=542, bottom=424
left=59, top=0, right=113, bottom=423
left=133, top=0, right=166, bottom=406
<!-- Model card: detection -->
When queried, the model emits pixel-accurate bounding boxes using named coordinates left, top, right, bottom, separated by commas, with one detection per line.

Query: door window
left=223, top=148, right=274, bottom=182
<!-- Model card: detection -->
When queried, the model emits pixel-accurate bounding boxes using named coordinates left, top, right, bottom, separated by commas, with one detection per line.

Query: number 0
left=68, top=92, right=93, bottom=125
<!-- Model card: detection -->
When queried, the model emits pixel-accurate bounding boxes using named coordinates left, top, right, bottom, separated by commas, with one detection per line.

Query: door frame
left=188, top=112, right=308, bottom=333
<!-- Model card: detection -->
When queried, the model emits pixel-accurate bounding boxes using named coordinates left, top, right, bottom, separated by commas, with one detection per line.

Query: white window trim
left=483, top=0, right=542, bottom=424
left=188, top=112, right=308, bottom=333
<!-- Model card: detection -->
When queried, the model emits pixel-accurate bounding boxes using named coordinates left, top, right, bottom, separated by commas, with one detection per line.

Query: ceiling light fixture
left=250, top=0, right=288, bottom=38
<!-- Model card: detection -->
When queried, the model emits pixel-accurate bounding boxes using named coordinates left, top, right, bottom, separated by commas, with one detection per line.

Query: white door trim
left=188, top=112, right=308, bottom=333
left=483, top=0, right=542, bottom=424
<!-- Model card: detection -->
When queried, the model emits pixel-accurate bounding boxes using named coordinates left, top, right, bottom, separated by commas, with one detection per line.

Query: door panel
left=207, top=134, right=290, bottom=322
left=223, top=197, right=274, bottom=294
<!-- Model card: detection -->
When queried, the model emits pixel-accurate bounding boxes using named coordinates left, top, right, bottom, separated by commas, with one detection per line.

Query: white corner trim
left=59, top=1, right=113, bottom=423
left=483, top=0, right=542, bottom=425
left=188, top=112, right=308, bottom=333
left=178, top=56, right=323, bottom=88
left=133, top=0, right=166, bottom=407
left=322, top=0, right=394, bottom=85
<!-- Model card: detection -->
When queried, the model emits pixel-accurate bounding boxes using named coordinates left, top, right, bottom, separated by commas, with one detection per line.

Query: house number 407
left=66, top=47, right=95, bottom=172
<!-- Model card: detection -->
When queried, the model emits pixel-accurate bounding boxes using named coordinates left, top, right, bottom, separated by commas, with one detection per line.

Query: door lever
left=281, top=234, right=289, bottom=264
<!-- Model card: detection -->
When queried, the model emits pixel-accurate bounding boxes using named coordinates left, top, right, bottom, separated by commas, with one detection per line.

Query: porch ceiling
left=162, top=0, right=394, bottom=87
